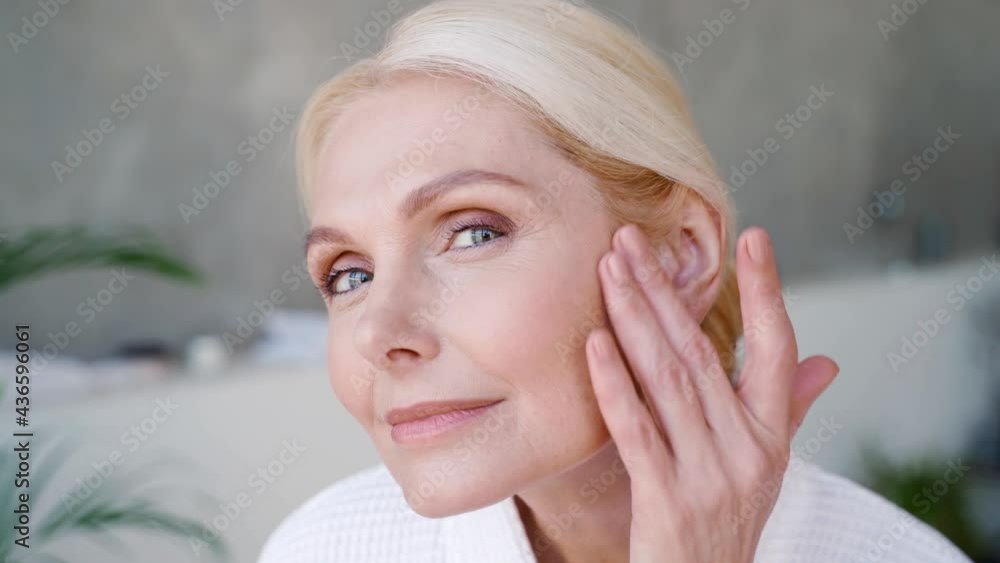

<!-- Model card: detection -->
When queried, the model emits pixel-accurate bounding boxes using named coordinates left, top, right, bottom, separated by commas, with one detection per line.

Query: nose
left=353, top=268, right=441, bottom=374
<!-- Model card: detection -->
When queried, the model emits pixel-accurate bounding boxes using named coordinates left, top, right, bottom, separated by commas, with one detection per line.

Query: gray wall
left=1, top=0, right=997, bottom=358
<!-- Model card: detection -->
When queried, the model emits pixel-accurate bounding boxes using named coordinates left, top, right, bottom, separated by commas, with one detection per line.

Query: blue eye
left=321, top=222, right=508, bottom=299
left=325, top=268, right=371, bottom=297
left=449, top=224, right=505, bottom=250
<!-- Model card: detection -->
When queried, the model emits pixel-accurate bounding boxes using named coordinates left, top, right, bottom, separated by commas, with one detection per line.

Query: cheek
left=445, top=249, right=610, bottom=441
left=326, top=318, right=374, bottom=430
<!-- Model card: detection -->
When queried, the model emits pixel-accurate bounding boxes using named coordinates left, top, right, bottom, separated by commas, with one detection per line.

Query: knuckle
left=616, top=290, right=645, bottom=320
left=605, top=278, right=637, bottom=311
left=700, top=480, right=729, bottom=515
left=680, top=377, right=698, bottom=404
left=683, top=331, right=718, bottom=367
left=663, top=498, right=696, bottom=530
left=650, top=358, right=686, bottom=391
left=689, top=364, right=719, bottom=394
left=620, top=414, right=660, bottom=453
left=769, top=440, right=792, bottom=470
left=754, top=277, right=781, bottom=300
left=632, top=252, right=667, bottom=287
left=741, top=450, right=774, bottom=487
left=770, top=293, right=790, bottom=315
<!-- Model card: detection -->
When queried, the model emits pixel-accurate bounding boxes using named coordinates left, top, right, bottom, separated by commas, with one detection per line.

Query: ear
left=656, top=198, right=724, bottom=323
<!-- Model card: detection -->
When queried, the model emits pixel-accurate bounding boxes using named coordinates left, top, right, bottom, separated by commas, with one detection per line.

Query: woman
left=259, top=0, right=972, bottom=561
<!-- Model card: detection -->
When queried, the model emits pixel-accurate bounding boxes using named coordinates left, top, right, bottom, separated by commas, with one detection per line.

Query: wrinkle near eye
left=306, top=259, right=327, bottom=292
left=309, top=197, right=530, bottom=303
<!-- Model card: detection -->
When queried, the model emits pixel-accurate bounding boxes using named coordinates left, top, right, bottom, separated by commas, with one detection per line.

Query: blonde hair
left=296, top=0, right=743, bottom=374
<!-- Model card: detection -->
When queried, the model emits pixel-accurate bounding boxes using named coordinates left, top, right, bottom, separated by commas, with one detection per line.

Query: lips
left=385, top=398, right=504, bottom=426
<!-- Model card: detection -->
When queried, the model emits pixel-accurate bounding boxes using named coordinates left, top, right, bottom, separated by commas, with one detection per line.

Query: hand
left=585, top=224, right=839, bottom=563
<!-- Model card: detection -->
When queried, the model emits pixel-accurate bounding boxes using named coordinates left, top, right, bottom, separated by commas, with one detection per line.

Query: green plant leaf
left=1, top=430, right=229, bottom=562
left=0, top=226, right=202, bottom=293
left=859, top=441, right=991, bottom=559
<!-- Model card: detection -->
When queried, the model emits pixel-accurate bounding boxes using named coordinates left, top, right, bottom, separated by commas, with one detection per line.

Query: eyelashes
left=319, top=216, right=512, bottom=299
left=324, top=268, right=371, bottom=297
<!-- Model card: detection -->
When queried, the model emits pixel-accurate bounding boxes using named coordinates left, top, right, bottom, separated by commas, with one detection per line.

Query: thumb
left=788, top=355, right=839, bottom=438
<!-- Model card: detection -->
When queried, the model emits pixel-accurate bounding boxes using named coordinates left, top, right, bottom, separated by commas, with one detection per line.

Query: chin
left=389, top=457, right=517, bottom=518
left=375, top=399, right=611, bottom=518
left=374, top=400, right=526, bottom=517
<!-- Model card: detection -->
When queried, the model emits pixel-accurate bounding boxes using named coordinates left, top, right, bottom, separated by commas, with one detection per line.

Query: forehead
left=310, top=74, right=557, bottom=218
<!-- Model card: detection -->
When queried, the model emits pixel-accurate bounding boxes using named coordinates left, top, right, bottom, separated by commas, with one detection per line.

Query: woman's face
left=306, top=73, right=618, bottom=517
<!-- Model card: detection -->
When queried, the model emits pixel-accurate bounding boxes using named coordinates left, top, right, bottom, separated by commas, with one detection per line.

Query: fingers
left=586, top=327, right=674, bottom=484
left=788, top=355, right=840, bottom=437
left=613, top=224, right=749, bottom=443
left=734, top=227, right=798, bottom=440
left=597, top=247, right=712, bottom=459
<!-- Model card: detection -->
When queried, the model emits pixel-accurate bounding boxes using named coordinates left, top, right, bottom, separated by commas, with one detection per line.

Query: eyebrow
left=304, top=168, right=528, bottom=254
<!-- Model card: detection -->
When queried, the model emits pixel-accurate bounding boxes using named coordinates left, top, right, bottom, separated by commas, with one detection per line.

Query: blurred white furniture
left=14, top=255, right=998, bottom=562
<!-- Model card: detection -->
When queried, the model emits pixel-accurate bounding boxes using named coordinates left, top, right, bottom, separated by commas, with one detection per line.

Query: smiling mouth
left=386, top=399, right=504, bottom=446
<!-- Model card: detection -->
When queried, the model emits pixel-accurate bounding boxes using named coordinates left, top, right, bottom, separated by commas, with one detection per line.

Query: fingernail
left=748, top=229, right=771, bottom=263
left=618, top=224, right=644, bottom=261
left=589, top=331, right=609, bottom=360
left=607, top=251, right=629, bottom=283
left=612, top=225, right=625, bottom=249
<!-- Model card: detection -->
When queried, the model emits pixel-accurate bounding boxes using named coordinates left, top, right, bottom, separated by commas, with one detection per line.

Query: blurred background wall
left=1, top=0, right=996, bottom=358
left=1, top=0, right=998, bottom=562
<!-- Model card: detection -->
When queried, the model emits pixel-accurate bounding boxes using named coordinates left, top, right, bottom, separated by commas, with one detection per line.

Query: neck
left=513, top=439, right=633, bottom=563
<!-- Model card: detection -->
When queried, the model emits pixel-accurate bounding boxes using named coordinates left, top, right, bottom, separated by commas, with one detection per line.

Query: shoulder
left=759, top=459, right=973, bottom=563
left=257, top=463, right=444, bottom=563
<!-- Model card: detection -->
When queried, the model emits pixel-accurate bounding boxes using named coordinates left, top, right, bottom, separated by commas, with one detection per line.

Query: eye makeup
left=315, top=209, right=517, bottom=300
